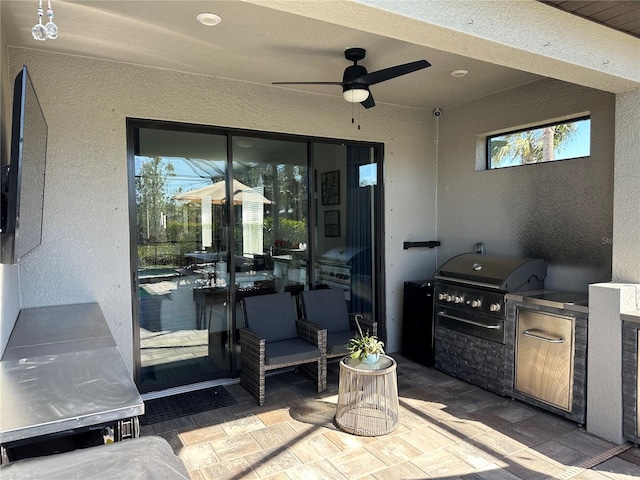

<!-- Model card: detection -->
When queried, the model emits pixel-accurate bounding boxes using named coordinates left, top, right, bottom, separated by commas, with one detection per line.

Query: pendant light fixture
left=32, top=0, right=57, bottom=41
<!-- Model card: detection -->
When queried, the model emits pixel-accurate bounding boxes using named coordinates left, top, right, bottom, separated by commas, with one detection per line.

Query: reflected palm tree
left=491, top=122, right=578, bottom=168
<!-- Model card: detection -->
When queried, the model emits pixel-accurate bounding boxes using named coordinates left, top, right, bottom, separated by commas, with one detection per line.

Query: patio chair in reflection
left=299, top=288, right=377, bottom=360
left=240, top=292, right=327, bottom=406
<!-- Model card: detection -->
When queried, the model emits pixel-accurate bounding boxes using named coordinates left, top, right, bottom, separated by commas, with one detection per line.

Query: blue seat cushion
left=265, top=338, right=321, bottom=366
left=243, top=292, right=298, bottom=343
left=301, top=289, right=350, bottom=333
left=327, top=330, right=353, bottom=356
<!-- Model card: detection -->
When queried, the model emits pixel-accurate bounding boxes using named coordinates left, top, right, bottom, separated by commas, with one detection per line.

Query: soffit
left=539, top=1, right=640, bottom=39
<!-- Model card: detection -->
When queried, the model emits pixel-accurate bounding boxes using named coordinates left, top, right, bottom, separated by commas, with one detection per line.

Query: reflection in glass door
left=231, top=137, right=308, bottom=339
left=314, top=144, right=377, bottom=322
left=129, top=121, right=382, bottom=394
left=132, top=126, right=231, bottom=392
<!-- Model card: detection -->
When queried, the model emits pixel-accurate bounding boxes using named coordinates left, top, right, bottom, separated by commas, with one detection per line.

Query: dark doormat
left=140, top=386, right=237, bottom=426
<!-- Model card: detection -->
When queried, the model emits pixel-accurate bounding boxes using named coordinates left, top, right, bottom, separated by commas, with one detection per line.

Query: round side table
left=335, top=355, right=399, bottom=436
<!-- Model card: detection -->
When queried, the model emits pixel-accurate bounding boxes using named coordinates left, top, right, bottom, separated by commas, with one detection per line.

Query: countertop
left=621, top=309, right=640, bottom=324
left=505, top=289, right=589, bottom=314
left=0, top=303, right=144, bottom=444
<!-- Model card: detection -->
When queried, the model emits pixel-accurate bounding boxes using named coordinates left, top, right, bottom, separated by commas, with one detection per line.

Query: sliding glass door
left=128, top=120, right=383, bottom=393
left=131, top=125, right=232, bottom=392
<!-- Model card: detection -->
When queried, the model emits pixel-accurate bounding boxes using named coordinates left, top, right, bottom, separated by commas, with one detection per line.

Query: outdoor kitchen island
left=0, top=303, right=143, bottom=462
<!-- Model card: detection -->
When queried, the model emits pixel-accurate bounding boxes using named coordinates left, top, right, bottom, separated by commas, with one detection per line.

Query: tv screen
left=0, top=65, right=48, bottom=264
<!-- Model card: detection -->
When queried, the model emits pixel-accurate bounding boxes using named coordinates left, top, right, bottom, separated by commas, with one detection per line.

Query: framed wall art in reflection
left=321, top=170, right=340, bottom=205
left=324, top=210, right=340, bottom=237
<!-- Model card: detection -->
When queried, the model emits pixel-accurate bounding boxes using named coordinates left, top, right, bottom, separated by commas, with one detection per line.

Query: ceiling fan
left=272, top=48, right=431, bottom=109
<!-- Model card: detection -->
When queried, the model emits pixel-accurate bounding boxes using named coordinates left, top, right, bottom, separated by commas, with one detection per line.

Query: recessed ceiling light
left=196, top=13, right=222, bottom=26
left=450, top=69, right=469, bottom=78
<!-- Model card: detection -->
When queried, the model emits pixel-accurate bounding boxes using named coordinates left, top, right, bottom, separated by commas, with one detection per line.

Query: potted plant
left=347, top=315, right=385, bottom=363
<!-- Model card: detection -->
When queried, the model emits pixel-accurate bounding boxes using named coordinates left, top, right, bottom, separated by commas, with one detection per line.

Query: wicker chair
left=240, top=292, right=327, bottom=406
left=299, top=288, right=378, bottom=360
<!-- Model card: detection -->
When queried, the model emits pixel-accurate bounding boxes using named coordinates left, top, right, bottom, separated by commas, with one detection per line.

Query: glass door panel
left=231, top=136, right=308, bottom=327
left=313, top=143, right=377, bottom=320
left=133, top=127, right=231, bottom=392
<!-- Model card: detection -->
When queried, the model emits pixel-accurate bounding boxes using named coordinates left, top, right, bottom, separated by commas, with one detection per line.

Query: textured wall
left=436, top=78, right=615, bottom=292
left=0, top=26, right=21, bottom=355
left=588, top=283, right=640, bottom=443
left=613, top=90, right=640, bottom=284
left=8, top=47, right=436, bottom=367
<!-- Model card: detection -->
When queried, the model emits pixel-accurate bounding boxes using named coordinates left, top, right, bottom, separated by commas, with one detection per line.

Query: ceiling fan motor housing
left=343, top=64, right=369, bottom=95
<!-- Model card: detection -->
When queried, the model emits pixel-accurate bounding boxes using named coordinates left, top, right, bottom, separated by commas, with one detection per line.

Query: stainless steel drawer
left=515, top=308, right=575, bottom=412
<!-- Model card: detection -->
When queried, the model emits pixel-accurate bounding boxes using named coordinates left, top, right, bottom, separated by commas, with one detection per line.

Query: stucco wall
left=8, top=47, right=436, bottom=368
left=0, top=26, right=21, bottom=355
left=436, top=78, right=615, bottom=292
left=613, top=89, right=640, bottom=284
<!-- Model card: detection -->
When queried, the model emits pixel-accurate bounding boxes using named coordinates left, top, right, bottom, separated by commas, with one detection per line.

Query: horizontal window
left=487, top=117, right=590, bottom=169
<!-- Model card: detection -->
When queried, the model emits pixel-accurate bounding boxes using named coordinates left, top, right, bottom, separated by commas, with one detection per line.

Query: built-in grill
left=433, top=253, right=547, bottom=394
left=317, top=246, right=370, bottom=301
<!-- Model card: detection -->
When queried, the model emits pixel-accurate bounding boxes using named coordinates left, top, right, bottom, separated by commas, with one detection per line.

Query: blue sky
left=556, top=119, right=591, bottom=160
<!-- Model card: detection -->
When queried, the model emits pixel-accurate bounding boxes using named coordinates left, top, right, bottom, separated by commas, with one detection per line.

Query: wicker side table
left=335, top=355, right=399, bottom=436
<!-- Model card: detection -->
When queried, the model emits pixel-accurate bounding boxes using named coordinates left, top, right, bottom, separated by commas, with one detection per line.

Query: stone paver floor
left=141, top=354, right=640, bottom=479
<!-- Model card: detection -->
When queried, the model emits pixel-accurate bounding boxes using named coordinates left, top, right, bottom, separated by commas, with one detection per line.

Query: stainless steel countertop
left=0, top=303, right=144, bottom=444
left=621, top=309, right=640, bottom=324
left=505, top=290, right=589, bottom=314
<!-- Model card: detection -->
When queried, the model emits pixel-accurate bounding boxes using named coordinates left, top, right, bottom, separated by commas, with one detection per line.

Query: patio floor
left=140, top=354, right=640, bottom=479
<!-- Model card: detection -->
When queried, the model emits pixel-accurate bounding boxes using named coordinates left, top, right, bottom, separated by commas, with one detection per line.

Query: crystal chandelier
left=32, top=0, right=58, bottom=41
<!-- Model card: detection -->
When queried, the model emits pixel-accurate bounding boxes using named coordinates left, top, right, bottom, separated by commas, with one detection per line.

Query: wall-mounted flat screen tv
left=0, top=65, right=48, bottom=264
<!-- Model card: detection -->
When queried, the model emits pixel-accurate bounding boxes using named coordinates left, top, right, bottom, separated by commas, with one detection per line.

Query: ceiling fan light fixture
left=343, top=88, right=369, bottom=103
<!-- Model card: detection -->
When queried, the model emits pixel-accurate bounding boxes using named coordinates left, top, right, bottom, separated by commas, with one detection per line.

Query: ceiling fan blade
left=272, top=81, right=343, bottom=85
left=357, top=60, right=431, bottom=86
left=361, top=94, right=375, bottom=109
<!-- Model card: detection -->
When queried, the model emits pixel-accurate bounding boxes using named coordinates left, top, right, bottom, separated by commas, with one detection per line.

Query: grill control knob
left=438, top=293, right=446, bottom=301
left=490, top=302, right=501, bottom=312
left=454, top=296, right=463, bottom=303
left=471, top=299, right=482, bottom=308
left=446, top=294, right=454, bottom=302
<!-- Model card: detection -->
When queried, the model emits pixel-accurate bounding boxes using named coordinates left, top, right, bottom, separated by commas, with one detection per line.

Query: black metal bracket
left=403, top=241, right=440, bottom=250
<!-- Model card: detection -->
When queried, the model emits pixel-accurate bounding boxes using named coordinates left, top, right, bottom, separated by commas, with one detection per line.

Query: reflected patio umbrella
left=174, top=179, right=272, bottom=205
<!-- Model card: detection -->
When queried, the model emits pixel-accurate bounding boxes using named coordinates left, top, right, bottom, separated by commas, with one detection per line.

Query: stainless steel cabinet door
left=515, top=309, right=575, bottom=412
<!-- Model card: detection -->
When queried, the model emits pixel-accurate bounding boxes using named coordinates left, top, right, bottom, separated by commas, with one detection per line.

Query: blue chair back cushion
left=301, top=289, right=350, bottom=333
left=264, top=338, right=321, bottom=366
left=243, top=292, right=298, bottom=342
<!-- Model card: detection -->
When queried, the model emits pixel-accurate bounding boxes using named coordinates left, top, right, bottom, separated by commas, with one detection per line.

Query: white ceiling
left=1, top=0, right=547, bottom=110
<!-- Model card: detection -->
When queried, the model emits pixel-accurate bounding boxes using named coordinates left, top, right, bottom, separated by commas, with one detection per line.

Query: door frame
left=127, top=118, right=386, bottom=392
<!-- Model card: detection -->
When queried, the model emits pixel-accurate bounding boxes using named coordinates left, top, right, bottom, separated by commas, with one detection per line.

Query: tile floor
left=141, top=355, right=640, bottom=479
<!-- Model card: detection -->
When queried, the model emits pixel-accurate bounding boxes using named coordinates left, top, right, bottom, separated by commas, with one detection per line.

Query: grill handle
left=437, top=311, right=501, bottom=330
left=434, top=275, right=502, bottom=291
left=522, top=328, right=564, bottom=344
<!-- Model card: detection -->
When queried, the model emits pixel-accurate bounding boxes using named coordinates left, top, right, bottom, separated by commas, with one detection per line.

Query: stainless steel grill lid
left=434, top=253, right=547, bottom=292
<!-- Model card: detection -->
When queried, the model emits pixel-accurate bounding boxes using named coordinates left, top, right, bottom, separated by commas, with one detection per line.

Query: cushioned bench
left=0, top=436, right=189, bottom=480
